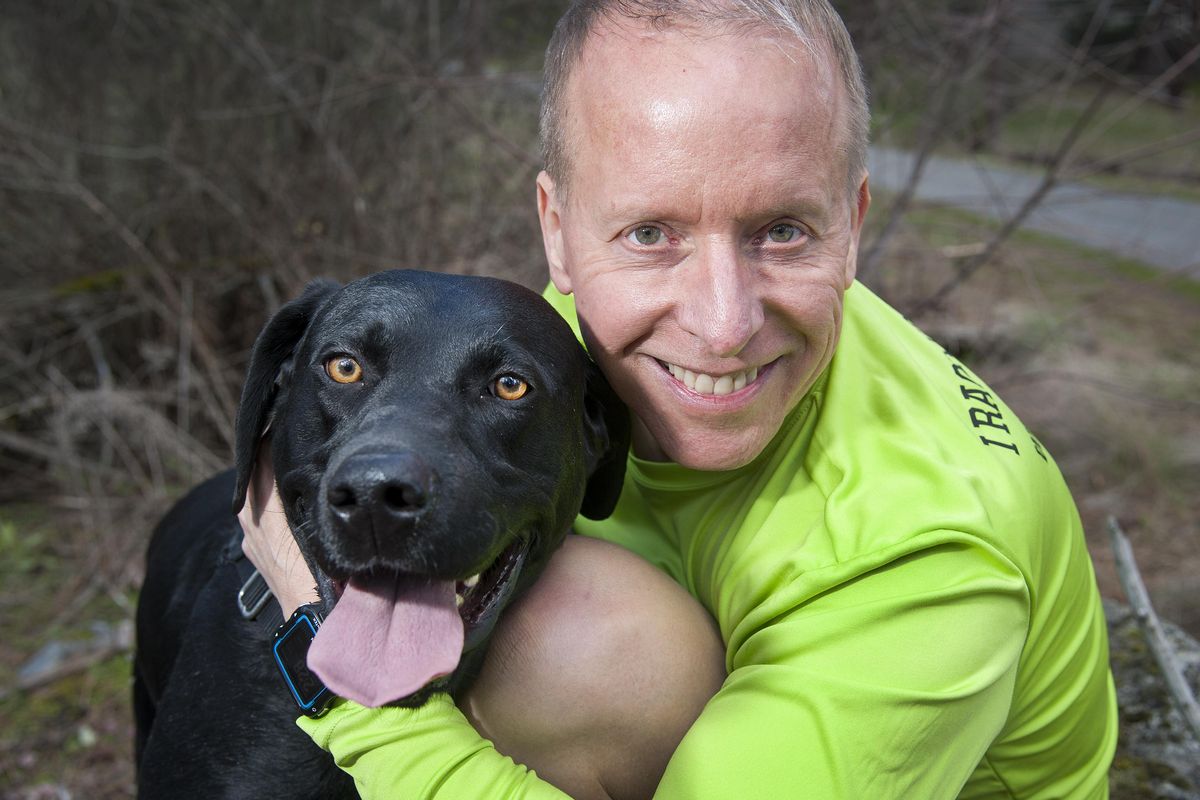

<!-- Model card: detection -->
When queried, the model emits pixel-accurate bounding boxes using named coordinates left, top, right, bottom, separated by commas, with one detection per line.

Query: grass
left=892, top=199, right=1200, bottom=301
left=873, top=80, right=1200, bottom=203
left=997, top=83, right=1200, bottom=166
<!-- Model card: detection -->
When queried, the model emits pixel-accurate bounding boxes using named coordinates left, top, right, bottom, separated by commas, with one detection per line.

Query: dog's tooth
left=455, top=593, right=465, bottom=608
left=464, top=574, right=480, bottom=589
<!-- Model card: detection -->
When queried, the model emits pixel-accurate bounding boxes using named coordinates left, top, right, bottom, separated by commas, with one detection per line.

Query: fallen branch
left=7, top=620, right=134, bottom=700
left=1107, top=516, right=1200, bottom=744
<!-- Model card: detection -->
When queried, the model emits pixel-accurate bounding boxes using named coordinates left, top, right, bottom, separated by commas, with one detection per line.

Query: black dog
left=134, top=270, right=629, bottom=799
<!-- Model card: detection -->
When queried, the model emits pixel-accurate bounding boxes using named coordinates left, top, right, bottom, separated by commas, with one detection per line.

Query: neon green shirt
left=300, top=282, right=1117, bottom=798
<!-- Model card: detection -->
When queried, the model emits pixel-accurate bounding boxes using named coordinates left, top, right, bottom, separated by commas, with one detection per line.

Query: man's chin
left=636, top=420, right=781, bottom=472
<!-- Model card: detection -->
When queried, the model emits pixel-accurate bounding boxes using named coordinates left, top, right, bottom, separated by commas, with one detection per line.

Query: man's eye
left=628, top=226, right=664, bottom=246
left=767, top=223, right=803, bottom=243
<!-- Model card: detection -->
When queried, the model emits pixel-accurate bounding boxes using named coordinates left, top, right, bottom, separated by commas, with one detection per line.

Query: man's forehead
left=569, top=23, right=840, bottom=150
left=549, top=11, right=854, bottom=213
left=565, top=17, right=839, bottom=134
left=575, top=15, right=833, bottom=91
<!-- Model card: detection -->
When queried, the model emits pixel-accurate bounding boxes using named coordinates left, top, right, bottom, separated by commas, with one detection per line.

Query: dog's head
left=231, top=270, right=629, bottom=706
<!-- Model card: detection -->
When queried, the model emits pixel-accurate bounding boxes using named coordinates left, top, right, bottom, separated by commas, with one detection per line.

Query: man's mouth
left=657, top=359, right=762, bottom=395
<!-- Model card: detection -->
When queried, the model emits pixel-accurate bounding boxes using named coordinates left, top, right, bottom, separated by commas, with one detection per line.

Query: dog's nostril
left=383, top=482, right=425, bottom=511
left=329, top=486, right=357, bottom=508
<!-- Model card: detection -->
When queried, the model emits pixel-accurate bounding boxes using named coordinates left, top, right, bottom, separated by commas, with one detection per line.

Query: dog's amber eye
left=325, top=356, right=363, bottom=384
left=493, top=374, right=528, bottom=401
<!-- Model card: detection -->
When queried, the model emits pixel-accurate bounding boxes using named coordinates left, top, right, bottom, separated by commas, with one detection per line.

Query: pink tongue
left=308, top=572, right=464, bottom=707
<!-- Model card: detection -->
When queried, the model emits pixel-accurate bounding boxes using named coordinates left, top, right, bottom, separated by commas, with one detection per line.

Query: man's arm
left=657, top=538, right=1028, bottom=799
left=298, top=536, right=1027, bottom=799
left=301, top=534, right=726, bottom=800
left=300, top=696, right=571, bottom=799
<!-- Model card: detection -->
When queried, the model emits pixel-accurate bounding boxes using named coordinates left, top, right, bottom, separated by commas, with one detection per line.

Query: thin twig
left=1106, top=516, right=1200, bottom=744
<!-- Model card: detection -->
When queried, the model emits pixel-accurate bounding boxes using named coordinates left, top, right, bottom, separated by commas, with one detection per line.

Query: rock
left=1106, top=599, right=1200, bottom=799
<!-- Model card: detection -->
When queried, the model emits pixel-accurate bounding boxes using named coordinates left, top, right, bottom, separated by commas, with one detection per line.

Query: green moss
left=0, top=650, right=134, bottom=789
left=0, top=506, right=136, bottom=793
left=53, top=268, right=126, bottom=297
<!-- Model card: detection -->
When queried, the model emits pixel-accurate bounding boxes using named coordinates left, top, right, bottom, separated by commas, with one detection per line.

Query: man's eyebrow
left=742, top=199, right=830, bottom=224
left=590, top=187, right=839, bottom=231
left=592, top=202, right=698, bottom=229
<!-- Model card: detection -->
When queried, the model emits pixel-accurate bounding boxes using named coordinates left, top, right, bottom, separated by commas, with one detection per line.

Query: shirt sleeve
left=299, top=537, right=1027, bottom=799
left=298, top=693, right=572, bottom=799
left=658, top=538, right=1029, bottom=799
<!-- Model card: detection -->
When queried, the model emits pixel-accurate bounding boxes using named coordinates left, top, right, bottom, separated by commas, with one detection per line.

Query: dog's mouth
left=457, top=538, right=529, bottom=649
left=307, top=537, right=530, bottom=708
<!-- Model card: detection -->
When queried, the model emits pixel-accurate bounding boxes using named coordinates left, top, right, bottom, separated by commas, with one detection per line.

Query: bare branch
left=1107, top=517, right=1200, bottom=745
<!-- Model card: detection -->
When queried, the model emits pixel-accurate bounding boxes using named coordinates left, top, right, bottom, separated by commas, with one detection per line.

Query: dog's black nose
left=326, top=452, right=434, bottom=538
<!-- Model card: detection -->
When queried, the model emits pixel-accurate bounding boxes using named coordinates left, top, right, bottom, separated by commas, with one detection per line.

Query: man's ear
left=232, top=279, right=340, bottom=514
left=578, top=357, right=631, bottom=520
left=843, top=174, right=871, bottom=288
left=537, top=170, right=572, bottom=295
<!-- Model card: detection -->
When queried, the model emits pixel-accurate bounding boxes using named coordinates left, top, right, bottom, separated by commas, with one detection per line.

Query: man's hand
left=238, top=441, right=320, bottom=617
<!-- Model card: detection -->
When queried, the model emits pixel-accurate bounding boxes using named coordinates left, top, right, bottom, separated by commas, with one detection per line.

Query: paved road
left=868, top=146, right=1200, bottom=276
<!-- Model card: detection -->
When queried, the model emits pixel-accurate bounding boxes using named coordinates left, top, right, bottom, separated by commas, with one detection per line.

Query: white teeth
left=664, top=362, right=760, bottom=396
left=456, top=573, right=481, bottom=610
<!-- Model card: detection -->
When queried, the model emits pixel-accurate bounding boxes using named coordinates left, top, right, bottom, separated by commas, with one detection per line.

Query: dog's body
left=134, top=270, right=628, bottom=799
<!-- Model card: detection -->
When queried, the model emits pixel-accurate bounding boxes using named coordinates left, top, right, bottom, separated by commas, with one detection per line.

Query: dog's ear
left=232, top=279, right=340, bottom=513
left=578, top=359, right=631, bottom=520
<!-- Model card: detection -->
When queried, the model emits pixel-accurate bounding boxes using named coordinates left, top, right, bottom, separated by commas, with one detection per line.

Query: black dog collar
left=272, top=604, right=335, bottom=717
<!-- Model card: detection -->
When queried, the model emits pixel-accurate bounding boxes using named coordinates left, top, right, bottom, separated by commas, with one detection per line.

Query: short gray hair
left=539, top=0, right=870, bottom=202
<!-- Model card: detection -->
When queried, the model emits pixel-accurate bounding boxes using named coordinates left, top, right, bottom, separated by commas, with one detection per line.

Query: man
left=242, top=1, right=1119, bottom=797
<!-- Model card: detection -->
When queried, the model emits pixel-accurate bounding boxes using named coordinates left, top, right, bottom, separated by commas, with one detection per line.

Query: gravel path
left=868, top=146, right=1200, bottom=276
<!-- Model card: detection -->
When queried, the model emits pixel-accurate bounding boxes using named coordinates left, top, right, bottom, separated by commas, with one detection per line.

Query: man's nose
left=676, top=238, right=764, bottom=357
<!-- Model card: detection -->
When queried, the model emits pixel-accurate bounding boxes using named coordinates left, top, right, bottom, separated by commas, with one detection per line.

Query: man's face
left=538, top=22, right=869, bottom=471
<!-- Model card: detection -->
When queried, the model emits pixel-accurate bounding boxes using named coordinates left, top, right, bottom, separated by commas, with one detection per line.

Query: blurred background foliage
left=1, top=1, right=1197, bottom=797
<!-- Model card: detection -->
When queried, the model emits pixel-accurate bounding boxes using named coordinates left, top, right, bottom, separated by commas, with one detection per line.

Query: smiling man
left=535, top=7, right=866, bottom=471
left=242, top=1, right=1118, bottom=798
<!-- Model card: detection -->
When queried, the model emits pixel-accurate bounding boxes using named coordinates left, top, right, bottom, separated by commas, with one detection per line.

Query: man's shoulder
left=825, top=282, right=1048, bottom=471
left=804, top=283, right=1076, bottom=562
